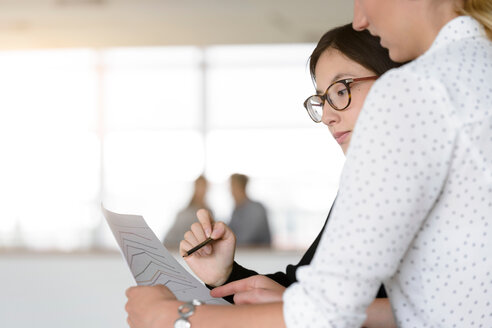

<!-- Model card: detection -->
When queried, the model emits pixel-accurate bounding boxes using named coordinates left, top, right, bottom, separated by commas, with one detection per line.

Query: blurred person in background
left=227, top=173, right=271, bottom=247
left=163, top=175, right=211, bottom=248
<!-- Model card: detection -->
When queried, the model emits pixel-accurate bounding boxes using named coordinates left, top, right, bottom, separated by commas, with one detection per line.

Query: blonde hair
left=458, top=0, right=492, bottom=40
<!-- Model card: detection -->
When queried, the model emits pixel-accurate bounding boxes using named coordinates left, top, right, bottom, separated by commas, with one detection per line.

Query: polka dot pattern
left=283, top=16, right=492, bottom=327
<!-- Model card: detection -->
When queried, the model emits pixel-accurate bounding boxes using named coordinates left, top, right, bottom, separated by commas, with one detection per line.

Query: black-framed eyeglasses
left=303, top=76, right=378, bottom=123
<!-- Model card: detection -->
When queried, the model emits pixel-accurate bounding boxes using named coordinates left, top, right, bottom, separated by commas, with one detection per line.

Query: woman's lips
left=333, top=131, right=351, bottom=144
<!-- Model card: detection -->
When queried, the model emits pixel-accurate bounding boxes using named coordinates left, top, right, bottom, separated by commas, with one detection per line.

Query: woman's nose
left=353, top=0, right=369, bottom=31
left=321, top=103, right=340, bottom=126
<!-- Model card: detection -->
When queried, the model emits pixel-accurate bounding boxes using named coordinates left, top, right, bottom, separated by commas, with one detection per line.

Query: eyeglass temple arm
left=350, top=76, right=378, bottom=83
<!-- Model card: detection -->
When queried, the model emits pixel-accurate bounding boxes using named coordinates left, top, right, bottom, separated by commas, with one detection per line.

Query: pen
left=183, top=237, right=215, bottom=257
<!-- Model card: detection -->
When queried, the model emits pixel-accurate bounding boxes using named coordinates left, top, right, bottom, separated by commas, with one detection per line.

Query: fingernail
left=205, top=229, right=211, bottom=238
left=204, top=245, right=212, bottom=255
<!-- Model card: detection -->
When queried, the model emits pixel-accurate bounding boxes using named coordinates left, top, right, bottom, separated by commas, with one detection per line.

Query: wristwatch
left=174, top=299, right=202, bottom=328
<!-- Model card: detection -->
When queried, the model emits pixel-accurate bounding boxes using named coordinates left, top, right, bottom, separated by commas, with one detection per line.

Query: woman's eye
left=337, top=89, right=348, bottom=96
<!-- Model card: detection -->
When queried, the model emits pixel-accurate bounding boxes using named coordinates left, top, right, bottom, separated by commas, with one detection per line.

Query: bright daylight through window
left=0, top=44, right=344, bottom=251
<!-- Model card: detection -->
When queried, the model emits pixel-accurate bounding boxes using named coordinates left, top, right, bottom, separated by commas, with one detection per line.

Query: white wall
left=0, top=249, right=302, bottom=328
left=0, top=0, right=353, bottom=49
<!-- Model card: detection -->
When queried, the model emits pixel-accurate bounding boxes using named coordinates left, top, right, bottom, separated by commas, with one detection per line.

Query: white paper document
left=102, top=205, right=229, bottom=305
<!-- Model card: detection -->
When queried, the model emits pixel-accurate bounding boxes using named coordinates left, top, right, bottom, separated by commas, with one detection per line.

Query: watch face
left=174, top=318, right=191, bottom=328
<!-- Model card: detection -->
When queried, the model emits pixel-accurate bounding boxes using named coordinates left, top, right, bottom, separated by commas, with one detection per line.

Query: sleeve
left=206, top=261, right=260, bottom=303
left=283, top=69, right=457, bottom=327
left=208, top=211, right=332, bottom=302
left=224, top=261, right=259, bottom=283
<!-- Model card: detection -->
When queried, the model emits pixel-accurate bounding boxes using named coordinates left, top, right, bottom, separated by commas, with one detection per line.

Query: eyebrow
left=315, top=73, right=354, bottom=94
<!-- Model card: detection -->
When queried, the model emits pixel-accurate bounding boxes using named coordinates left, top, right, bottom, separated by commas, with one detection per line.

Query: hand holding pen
left=180, top=209, right=237, bottom=287
left=182, top=236, right=215, bottom=257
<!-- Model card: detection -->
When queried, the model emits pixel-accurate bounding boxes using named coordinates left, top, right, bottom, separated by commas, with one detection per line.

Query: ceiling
left=0, top=0, right=354, bottom=49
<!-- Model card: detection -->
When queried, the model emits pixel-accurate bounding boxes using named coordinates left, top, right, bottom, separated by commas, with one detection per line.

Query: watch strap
left=174, top=299, right=202, bottom=328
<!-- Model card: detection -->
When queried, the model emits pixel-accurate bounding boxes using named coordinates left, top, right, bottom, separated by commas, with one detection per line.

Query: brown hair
left=309, top=23, right=402, bottom=83
left=230, top=173, right=249, bottom=191
left=188, top=175, right=208, bottom=207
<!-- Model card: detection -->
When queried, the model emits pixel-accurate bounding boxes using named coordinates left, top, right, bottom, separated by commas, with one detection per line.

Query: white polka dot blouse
left=283, top=16, right=492, bottom=328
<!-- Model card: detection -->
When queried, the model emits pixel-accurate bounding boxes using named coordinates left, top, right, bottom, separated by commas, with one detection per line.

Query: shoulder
left=250, top=200, right=266, bottom=209
left=368, top=34, right=492, bottom=126
left=363, top=65, right=450, bottom=120
left=350, top=65, right=458, bottom=158
left=175, top=206, right=199, bottom=221
left=245, top=200, right=267, bottom=214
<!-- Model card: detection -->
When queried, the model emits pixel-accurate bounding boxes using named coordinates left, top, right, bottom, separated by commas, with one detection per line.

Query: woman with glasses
left=125, top=0, right=492, bottom=325
left=125, top=23, right=401, bottom=328
left=178, top=24, right=400, bottom=326
left=180, top=23, right=399, bottom=307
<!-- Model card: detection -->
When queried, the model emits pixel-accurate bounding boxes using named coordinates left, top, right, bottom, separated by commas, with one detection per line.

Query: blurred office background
left=0, top=0, right=352, bottom=327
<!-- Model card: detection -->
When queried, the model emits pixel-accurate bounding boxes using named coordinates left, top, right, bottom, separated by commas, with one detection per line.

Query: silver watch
left=174, top=299, right=202, bottom=328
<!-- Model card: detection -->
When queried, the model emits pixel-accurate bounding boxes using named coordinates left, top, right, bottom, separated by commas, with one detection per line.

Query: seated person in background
left=163, top=175, right=210, bottom=248
left=228, top=173, right=271, bottom=246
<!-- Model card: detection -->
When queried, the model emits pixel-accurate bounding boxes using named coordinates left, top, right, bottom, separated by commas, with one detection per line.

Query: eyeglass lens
left=306, top=81, right=350, bottom=122
left=306, top=95, right=323, bottom=122
left=327, top=82, right=349, bottom=110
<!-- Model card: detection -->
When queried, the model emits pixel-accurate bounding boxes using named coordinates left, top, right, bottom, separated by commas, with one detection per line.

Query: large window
left=0, top=45, right=344, bottom=251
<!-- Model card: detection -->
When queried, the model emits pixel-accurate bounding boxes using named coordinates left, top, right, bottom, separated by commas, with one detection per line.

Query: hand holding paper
left=102, top=205, right=229, bottom=305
